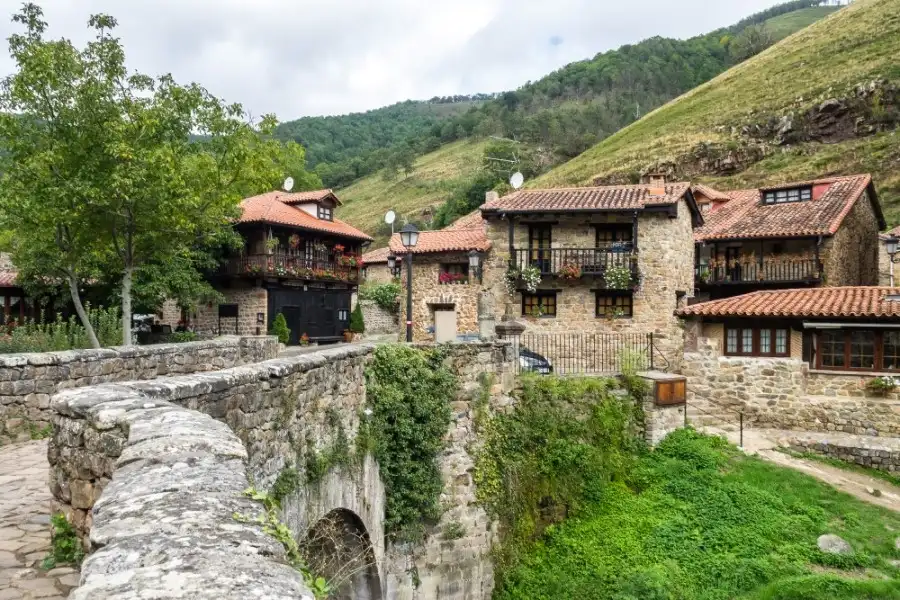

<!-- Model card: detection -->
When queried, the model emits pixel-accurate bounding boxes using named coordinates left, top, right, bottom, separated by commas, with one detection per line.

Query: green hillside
left=763, top=6, right=840, bottom=38
left=337, top=139, right=490, bottom=243
left=535, top=0, right=900, bottom=222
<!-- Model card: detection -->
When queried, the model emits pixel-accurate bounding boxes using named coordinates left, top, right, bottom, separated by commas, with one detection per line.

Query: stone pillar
left=478, top=291, right=496, bottom=341
left=637, top=371, right=687, bottom=446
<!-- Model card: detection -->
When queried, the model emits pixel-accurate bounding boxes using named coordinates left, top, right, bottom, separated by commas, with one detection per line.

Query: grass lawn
left=495, top=430, right=900, bottom=600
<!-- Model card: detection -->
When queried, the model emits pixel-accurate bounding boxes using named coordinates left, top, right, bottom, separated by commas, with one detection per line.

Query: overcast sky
left=0, top=0, right=785, bottom=121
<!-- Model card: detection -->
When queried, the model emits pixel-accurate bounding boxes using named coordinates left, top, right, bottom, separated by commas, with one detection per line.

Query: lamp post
left=399, top=224, right=419, bottom=342
left=468, top=250, right=482, bottom=284
left=885, top=235, right=900, bottom=287
left=387, top=253, right=400, bottom=278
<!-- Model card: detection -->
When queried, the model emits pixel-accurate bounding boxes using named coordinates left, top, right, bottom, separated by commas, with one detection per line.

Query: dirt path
left=701, top=426, right=900, bottom=513
left=0, top=439, right=79, bottom=599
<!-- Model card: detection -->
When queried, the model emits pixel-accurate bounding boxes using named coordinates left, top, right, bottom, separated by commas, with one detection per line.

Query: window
left=439, top=264, right=468, bottom=284
left=522, top=292, right=556, bottom=318
left=763, top=187, right=812, bottom=204
left=724, top=325, right=791, bottom=357
left=816, top=330, right=900, bottom=372
left=528, top=225, right=552, bottom=273
left=337, top=309, right=349, bottom=321
left=318, top=206, right=333, bottom=221
left=596, top=292, right=633, bottom=318
left=595, top=224, right=633, bottom=248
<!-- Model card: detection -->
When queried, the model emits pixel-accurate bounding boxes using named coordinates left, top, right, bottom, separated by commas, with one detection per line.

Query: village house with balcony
left=478, top=178, right=702, bottom=366
left=193, top=189, right=373, bottom=343
left=692, top=174, right=883, bottom=300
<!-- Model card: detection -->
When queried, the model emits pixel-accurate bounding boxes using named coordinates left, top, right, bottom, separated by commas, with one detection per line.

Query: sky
left=0, top=0, right=787, bottom=121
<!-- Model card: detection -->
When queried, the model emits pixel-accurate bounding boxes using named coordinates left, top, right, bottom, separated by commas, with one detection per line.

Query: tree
left=729, top=24, right=774, bottom=63
left=0, top=4, right=306, bottom=346
left=269, top=313, right=291, bottom=344
left=349, top=303, right=365, bottom=334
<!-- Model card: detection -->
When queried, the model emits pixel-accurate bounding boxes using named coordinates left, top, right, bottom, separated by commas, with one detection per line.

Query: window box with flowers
left=557, top=261, right=581, bottom=281
left=604, top=264, right=638, bottom=290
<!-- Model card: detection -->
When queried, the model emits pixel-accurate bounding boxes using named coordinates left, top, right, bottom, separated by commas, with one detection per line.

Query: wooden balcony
left=513, top=247, right=638, bottom=280
left=223, top=253, right=360, bottom=284
left=696, top=258, right=822, bottom=285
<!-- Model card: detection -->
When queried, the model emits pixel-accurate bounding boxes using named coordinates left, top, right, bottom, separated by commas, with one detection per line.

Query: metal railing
left=696, top=259, right=822, bottom=284
left=499, top=331, right=654, bottom=375
left=513, top=247, right=638, bottom=278
left=224, top=253, right=360, bottom=283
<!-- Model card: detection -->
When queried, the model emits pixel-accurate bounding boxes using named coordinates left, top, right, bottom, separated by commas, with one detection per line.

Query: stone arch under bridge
left=302, top=508, right=382, bottom=600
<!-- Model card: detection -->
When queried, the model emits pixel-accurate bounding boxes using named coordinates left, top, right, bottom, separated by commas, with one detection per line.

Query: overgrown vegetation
left=167, top=331, right=199, bottom=343
left=362, top=344, right=455, bottom=541
left=270, top=313, right=291, bottom=345
left=494, top=429, right=900, bottom=599
left=42, top=512, right=84, bottom=569
left=0, top=306, right=121, bottom=353
left=474, top=375, right=643, bottom=578
left=27, top=420, right=52, bottom=440
left=358, top=282, right=401, bottom=313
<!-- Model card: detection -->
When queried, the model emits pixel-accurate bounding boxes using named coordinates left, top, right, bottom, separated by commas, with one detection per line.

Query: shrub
left=42, top=513, right=84, bottom=569
left=349, top=303, right=365, bottom=334
left=359, top=282, right=400, bottom=313
left=269, top=313, right=291, bottom=344
left=0, top=306, right=122, bottom=354
left=167, top=331, right=198, bottom=343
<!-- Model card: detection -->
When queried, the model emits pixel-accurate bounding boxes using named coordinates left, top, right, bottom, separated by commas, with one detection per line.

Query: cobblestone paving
left=0, top=440, right=78, bottom=600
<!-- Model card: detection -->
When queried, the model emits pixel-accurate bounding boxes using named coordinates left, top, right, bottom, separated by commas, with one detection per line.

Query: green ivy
left=42, top=513, right=84, bottom=569
left=363, top=344, right=455, bottom=541
left=473, top=374, right=643, bottom=580
left=359, top=282, right=401, bottom=314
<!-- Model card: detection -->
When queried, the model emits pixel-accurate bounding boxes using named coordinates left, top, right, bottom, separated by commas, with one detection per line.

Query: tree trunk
left=121, top=266, right=133, bottom=346
left=66, top=274, right=100, bottom=349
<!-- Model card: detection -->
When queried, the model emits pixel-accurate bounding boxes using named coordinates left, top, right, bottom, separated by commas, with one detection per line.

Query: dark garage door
left=268, top=288, right=351, bottom=343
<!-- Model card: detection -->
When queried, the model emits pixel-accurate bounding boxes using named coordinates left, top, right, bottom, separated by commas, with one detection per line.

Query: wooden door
left=434, top=308, right=457, bottom=343
left=529, top=225, right=552, bottom=274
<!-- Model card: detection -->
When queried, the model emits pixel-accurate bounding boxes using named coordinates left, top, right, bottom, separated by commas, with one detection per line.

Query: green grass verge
left=495, top=429, right=900, bottom=600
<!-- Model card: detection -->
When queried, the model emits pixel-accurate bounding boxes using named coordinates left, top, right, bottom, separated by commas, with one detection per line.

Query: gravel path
left=0, top=440, right=78, bottom=599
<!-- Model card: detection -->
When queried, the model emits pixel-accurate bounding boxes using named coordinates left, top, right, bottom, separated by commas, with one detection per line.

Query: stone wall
left=821, top=189, right=880, bottom=286
left=481, top=201, right=695, bottom=368
left=1, top=336, right=277, bottom=444
left=638, top=371, right=688, bottom=446
left=156, top=298, right=182, bottom=329
left=879, top=238, right=894, bottom=286
left=787, top=434, right=900, bottom=475
left=682, top=333, right=900, bottom=436
left=50, top=385, right=314, bottom=599
left=360, top=299, right=398, bottom=335
left=400, top=252, right=481, bottom=342
left=364, top=263, right=395, bottom=284
left=50, top=341, right=518, bottom=600
left=194, top=283, right=268, bottom=336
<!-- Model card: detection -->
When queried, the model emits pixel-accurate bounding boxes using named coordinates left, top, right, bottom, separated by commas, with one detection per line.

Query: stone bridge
left=47, top=342, right=518, bottom=600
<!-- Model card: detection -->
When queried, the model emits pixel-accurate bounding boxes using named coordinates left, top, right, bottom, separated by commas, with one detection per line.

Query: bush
left=358, top=282, right=400, bottom=313
left=269, top=313, right=291, bottom=344
left=167, top=331, right=198, bottom=343
left=349, top=303, right=365, bottom=334
left=0, top=306, right=122, bottom=353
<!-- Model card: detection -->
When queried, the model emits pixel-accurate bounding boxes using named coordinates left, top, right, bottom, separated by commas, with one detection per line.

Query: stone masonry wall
left=364, top=263, right=395, bottom=284
left=360, top=299, right=398, bottom=335
left=194, top=283, right=268, bottom=336
left=682, top=333, right=900, bottom=436
left=821, top=189, right=880, bottom=286
left=481, top=200, right=695, bottom=369
left=400, top=252, right=481, bottom=342
left=0, top=336, right=277, bottom=444
left=50, top=385, right=314, bottom=599
left=787, top=435, right=900, bottom=475
left=50, top=341, right=518, bottom=600
left=879, top=238, right=894, bottom=286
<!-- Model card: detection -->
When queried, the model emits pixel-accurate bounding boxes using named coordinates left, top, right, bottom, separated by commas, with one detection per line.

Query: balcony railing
left=224, top=253, right=359, bottom=284
left=696, top=258, right=822, bottom=285
left=513, top=247, right=638, bottom=279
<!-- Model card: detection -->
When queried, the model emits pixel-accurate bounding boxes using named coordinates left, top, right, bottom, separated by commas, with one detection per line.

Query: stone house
left=478, top=179, right=702, bottom=366
left=693, top=174, right=884, bottom=300
left=360, top=247, right=394, bottom=284
left=679, top=286, right=900, bottom=436
left=192, top=189, right=373, bottom=343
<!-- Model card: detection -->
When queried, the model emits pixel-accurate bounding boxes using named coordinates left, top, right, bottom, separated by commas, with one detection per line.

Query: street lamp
left=387, top=253, right=400, bottom=278
left=885, top=234, right=900, bottom=286
left=399, top=224, right=419, bottom=342
left=468, top=250, right=483, bottom=283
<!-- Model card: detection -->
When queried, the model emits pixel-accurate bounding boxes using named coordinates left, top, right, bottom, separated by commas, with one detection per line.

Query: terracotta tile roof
left=0, top=270, right=19, bottom=288
left=879, top=224, right=900, bottom=240
left=274, top=189, right=341, bottom=206
left=237, top=191, right=372, bottom=241
left=444, top=209, right=486, bottom=231
left=389, top=229, right=491, bottom=255
left=692, top=184, right=732, bottom=202
left=361, top=246, right=391, bottom=264
left=694, top=174, right=881, bottom=242
left=481, top=182, right=692, bottom=213
left=678, top=287, right=900, bottom=319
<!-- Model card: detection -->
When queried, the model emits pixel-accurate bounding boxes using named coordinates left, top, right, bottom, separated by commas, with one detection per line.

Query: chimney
left=647, top=173, right=666, bottom=188
left=485, top=191, right=499, bottom=204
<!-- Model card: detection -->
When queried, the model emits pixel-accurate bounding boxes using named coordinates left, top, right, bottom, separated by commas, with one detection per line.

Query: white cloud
left=0, top=0, right=785, bottom=120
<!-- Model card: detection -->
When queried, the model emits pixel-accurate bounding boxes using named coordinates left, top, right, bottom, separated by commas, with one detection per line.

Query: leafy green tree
left=349, top=303, right=365, bottom=334
left=729, top=23, right=774, bottom=62
left=0, top=4, right=306, bottom=346
left=269, top=312, right=291, bottom=344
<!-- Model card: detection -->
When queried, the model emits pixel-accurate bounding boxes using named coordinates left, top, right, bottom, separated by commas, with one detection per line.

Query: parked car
left=519, top=347, right=552, bottom=374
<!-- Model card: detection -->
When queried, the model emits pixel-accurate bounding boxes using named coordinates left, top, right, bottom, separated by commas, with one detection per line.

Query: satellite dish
left=384, top=210, right=396, bottom=225
left=283, top=177, right=294, bottom=192
left=510, top=172, right=524, bottom=189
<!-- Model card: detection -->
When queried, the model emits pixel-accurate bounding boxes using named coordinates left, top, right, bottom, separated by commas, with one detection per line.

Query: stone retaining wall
left=787, top=435, right=900, bottom=475
left=360, top=298, right=398, bottom=335
left=50, top=384, right=313, bottom=599
left=1, top=336, right=277, bottom=444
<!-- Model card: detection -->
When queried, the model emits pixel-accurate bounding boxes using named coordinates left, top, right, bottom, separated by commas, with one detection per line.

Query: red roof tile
left=481, top=182, right=692, bottom=213
left=692, top=184, right=732, bottom=202
left=361, top=247, right=391, bottom=264
left=694, top=174, right=880, bottom=241
left=237, top=192, right=372, bottom=241
left=389, top=229, right=491, bottom=255
left=678, top=287, right=900, bottom=319
left=879, top=224, right=900, bottom=240
left=274, top=189, right=342, bottom=206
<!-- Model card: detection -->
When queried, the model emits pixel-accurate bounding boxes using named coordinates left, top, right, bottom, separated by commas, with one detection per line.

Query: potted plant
left=300, top=333, right=310, bottom=346
left=866, top=376, right=897, bottom=396
left=604, top=264, right=633, bottom=290
left=288, top=234, right=301, bottom=250
left=343, top=329, right=354, bottom=343
left=557, top=261, right=581, bottom=280
left=265, top=236, right=280, bottom=254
